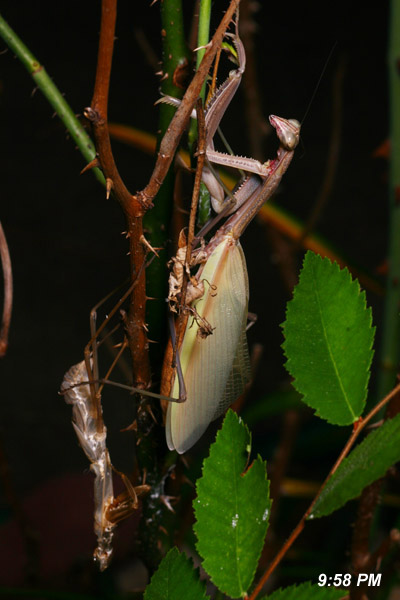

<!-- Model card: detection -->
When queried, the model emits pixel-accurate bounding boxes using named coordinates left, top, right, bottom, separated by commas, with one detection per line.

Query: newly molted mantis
left=162, top=25, right=301, bottom=454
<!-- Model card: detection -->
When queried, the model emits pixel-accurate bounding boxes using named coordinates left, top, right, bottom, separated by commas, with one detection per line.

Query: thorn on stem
left=121, top=419, right=138, bottom=432
left=193, top=41, right=213, bottom=52
left=140, top=234, right=161, bottom=257
left=160, top=495, right=177, bottom=513
left=80, top=157, right=101, bottom=175
left=146, top=403, right=157, bottom=423
left=106, top=177, right=113, bottom=199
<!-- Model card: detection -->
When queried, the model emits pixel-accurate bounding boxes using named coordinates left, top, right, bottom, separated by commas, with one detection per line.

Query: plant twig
left=84, top=0, right=138, bottom=218
left=85, top=0, right=150, bottom=388
left=143, top=0, right=188, bottom=364
left=0, top=222, right=12, bottom=357
left=248, top=380, right=400, bottom=600
left=188, top=0, right=212, bottom=147
left=184, top=98, right=206, bottom=295
left=136, top=0, right=240, bottom=209
left=0, top=12, right=104, bottom=185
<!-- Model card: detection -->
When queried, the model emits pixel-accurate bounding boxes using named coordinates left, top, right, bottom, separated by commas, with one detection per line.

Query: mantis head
left=269, top=115, right=301, bottom=151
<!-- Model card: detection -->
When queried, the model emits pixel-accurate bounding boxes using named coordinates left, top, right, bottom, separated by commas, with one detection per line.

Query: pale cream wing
left=166, top=237, right=249, bottom=454
left=211, top=242, right=250, bottom=421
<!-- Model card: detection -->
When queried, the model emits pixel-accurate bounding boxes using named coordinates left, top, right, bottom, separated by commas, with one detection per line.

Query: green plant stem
left=143, top=0, right=188, bottom=363
left=0, top=12, right=104, bottom=185
left=188, top=0, right=212, bottom=148
left=138, top=0, right=188, bottom=572
left=377, top=0, right=400, bottom=398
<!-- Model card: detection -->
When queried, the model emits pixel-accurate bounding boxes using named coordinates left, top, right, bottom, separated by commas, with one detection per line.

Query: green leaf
left=194, top=410, right=270, bottom=598
left=144, top=548, right=209, bottom=600
left=263, top=581, right=346, bottom=599
left=311, top=413, right=400, bottom=518
left=282, top=251, right=375, bottom=425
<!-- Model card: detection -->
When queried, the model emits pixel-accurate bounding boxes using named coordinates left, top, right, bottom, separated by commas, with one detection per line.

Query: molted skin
left=61, top=361, right=115, bottom=570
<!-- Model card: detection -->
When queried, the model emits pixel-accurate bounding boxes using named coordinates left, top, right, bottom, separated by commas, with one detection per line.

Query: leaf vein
left=311, top=261, right=356, bottom=420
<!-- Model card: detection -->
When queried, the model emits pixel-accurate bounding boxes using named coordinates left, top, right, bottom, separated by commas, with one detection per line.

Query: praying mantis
left=161, top=24, right=300, bottom=453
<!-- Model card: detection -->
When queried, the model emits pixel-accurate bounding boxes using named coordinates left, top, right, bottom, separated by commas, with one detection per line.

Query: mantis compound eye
left=281, top=120, right=301, bottom=150
left=282, top=131, right=298, bottom=150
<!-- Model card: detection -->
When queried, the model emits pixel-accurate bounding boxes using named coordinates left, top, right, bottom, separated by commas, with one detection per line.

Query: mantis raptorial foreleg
left=159, top=21, right=284, bottom=217
left=165, top=20, right=300, bottom=317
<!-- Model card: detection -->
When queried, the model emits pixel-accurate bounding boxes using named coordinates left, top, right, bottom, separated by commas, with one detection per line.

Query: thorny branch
left=85, top=0, right=150, bottom=388
left=85, top=0, right=136, bottom=216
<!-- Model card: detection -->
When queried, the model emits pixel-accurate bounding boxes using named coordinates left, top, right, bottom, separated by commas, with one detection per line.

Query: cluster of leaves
left=144, top=252, right=400, bottom=599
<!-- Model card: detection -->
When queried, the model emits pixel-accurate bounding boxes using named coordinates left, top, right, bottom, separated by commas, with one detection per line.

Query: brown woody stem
left=86, top=0, right=150, bottom=388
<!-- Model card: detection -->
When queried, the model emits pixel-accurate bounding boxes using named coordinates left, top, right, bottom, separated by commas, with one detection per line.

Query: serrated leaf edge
left=194, top=411, right=270, bottom=598
left=282, top=251, right=375, bottom=425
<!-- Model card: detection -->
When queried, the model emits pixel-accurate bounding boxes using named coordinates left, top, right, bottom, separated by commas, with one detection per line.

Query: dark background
left=0, top=0, right=391, bottom=596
